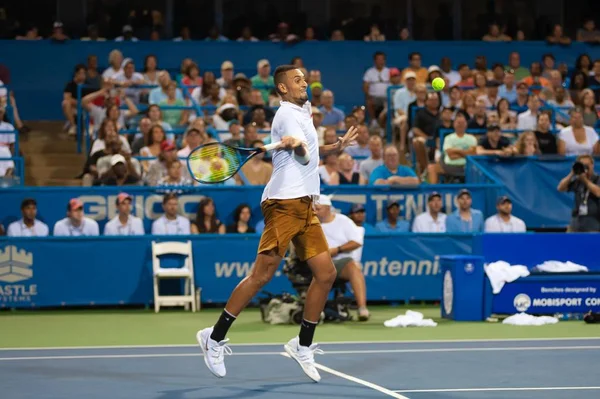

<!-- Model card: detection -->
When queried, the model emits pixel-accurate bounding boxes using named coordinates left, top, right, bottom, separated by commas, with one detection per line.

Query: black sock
left=210, top=310, right=236, bottom=342
left=298, top=319, right=318, bottom=347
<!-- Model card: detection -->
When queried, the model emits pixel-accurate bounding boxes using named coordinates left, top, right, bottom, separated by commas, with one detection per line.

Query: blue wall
left=4, top=41, right=600, bottom=120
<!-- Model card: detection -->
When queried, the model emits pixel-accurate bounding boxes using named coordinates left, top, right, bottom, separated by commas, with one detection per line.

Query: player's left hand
left=338, top=126, right=358, bottom=150
left=279, top=136, right=305, bottom=150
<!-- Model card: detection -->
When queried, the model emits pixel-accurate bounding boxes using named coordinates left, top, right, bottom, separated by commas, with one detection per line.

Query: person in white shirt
left=101, top=50, right=123, bottom=81
left=516, top=94, right=541, bottom=132
left=484, top=196, right=527, bottom=233
left=412, top=192, right=447, bottom=233
left=7, top=198, right=49, bottom=237
left=557, top=108, right=600, bottom=156
left=111, top=59, right=145, bottom=104
left=53, top=198, right=100, bottom=237
left=363, top=51, right=390, bottom=128
left=315, top=195, right=369, bottom=321
left=151, top=193, right=191, bottom=235
left=103, top=193, right=145, bottom=236
left=177, top=127, right=204, bottom=159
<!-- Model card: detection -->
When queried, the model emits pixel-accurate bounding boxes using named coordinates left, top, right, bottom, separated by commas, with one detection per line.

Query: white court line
left=394, top=386, right=600, bottom=393
left=2, top=336, right=599, bottom=351
left=1, top=345, right=599, bottom=361
left=280, top=352, right=409, bottom=399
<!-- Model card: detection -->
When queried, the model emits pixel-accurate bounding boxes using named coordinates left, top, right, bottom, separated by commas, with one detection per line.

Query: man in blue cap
left=375, top=200, right=410, bottom=233
left=347, top=204, right=376, bottom=234
left=412, top=192, right=447, bottom=233
left=445, top=189, right=484, bottom=232
left=484, top=195, right=526, bottom=232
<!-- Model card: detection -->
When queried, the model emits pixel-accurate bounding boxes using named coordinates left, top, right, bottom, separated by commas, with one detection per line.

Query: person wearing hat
left=445, top=190, right=484, bottom=233
left=375, top=200, right=410, bottom=233
left=217, top=61, right=235, bottom=90
left=314, top=196, right=370, bottom=321
left=347, top=204, right=376, bottom=234
left=95, top=154, right=140, bottom=186
left=251, top=59, right=275, bottom=104
left=53, top=199, right=100, bottom=237
left=511, top=81, right=530, bottom=111
left=401, top=52, right=428, bottom=84
left=392, top=70, right=417, bottom=145
left=115, top=25, right=138, bottom=42
left=7, top=198, right=49, bottom=237
left=104, top=193, right=145, bottom=236
left=412, top=192, right=447, bottom=233
left=476, top=124, right=515, bottom=156
left=484, top=196, right=526, bottom=232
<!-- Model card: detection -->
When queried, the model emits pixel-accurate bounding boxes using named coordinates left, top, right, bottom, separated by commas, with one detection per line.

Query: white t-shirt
left=558, top=126, right=599, bottom=156
left=0, top=146, right=13, bottom=177
left=53, top=217, right=100, bottom=236
left=151, top=215, right=191, bottom=235
left=412, top=212, right=447, bottom=233
left=320, top=213, right=364, bottom=261
left=516, top=110, right=538, bottom=131
left=102, top=67, right=122, bottom=80
left=262, top=101, right=320, bottom=203
left=112, top=71, right=145, bottom=103
left=0, top=121, right=16, bottom=145
left=484, top=214, right=526, bottom=233
left=363, top=67, right=390, bottom=98
left=104, top=215, right=145, bottom=236
left=7, top=219, right=49, bottom=237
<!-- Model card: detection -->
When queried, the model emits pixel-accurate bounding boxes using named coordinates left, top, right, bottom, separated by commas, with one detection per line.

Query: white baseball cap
left=319, top=195, right=332, bottom=206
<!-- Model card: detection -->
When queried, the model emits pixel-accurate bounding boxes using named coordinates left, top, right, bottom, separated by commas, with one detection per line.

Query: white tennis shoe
left=284, top=336, right=324, bottom=382
left=197, top=327, right=232, bottom=378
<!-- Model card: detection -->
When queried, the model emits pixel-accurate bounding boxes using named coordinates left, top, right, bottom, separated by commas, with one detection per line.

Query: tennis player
left=197, top=65, right=357, bottom=382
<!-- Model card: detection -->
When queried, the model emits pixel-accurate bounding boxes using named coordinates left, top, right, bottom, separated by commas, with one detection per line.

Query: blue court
left=2, top=338, right=599, bottom=399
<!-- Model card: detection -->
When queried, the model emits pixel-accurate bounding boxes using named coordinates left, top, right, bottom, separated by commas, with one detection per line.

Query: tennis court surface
left=2, top=338, right=599, bottom=399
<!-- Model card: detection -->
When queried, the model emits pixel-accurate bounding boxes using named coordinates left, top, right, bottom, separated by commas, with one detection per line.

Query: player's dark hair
left=163, top=193, right=178, bottom=205
left=274, top=65, right=298, bottom=96
left=21, top=198, right=37, bottom=209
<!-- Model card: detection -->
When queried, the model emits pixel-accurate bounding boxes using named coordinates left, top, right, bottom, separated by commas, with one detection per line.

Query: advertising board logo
left=464, top=263, right=475, bottom=274
left=513, top=293, right=531, bottom=312
left=0, top=245, right=33, bottom=283
left=443, top=270, right=453, bottom=315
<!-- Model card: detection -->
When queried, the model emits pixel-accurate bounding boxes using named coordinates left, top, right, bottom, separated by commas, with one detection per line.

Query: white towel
left=502, top=313, right=559, bottom=326
left=484, top=261, right=530, bottom=294
left=533, top=260, right=589, bottom=273
left=384, top=310, right=437, bottom=327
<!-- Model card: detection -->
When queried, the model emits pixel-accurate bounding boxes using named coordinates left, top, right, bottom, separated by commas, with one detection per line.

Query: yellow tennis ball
left=432, top=77, right=445, bottom=91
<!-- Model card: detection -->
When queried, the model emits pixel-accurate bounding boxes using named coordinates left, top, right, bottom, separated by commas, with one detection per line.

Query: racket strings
left=188, top=144, right=242, bottom=183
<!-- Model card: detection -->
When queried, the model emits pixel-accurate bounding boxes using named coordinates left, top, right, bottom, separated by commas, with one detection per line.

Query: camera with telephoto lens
left=572, top=161, right=587, bottom=175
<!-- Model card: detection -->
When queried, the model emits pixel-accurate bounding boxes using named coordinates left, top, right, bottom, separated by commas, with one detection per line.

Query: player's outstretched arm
left=319, top=126, right=358, bottom=155
left=278, top=136, right=310, bottom=165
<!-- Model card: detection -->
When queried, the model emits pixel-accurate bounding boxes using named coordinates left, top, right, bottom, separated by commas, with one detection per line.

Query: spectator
left=547, top=87, right=574, bottom=125
left=484, top=196, right=526, bottom=233
left=191, top=197, right=226, bottom=234
left=142, top=55, right=160, bottom=87
left=459, top=92, right=477, bottom=119
left=482, top=22, right=511, bottom=41
left=511, top=82, right=530, bottom=112
left=590, top=60, right=600, bottom=103
left=392, top=71, right=417, bottom=145
left=89, top=118, right=131, bottom=156
left=7, top=198, right=49, bottom=237
left=177, top=127, right=204, bottom=159
left=0, top=224, right=4, bottom=236
left=150, top=71, right=184, bottom=105
left=112, top=58, right=145, bottom=104
left=95, top=154, right=140, bottom=186
left=250, top=108, right=270, bottom=130
left=311, top=107, right=326, bottom=145
left=344, top=124, right=370, bottom=158
left=569, top=70, right=589, bottom=105
left=471, top=72, right=488, bottom=98
left=82, top=83, right=138, bottom=135
left=505, top=52, right=530, bottom=81
left=319, top=153, right=340, bottom=185
left=363, top=51, right=390, bottom=127
left=173, top=26, right=192, bottom=41
left=217, top=61, right=235, bottom=90
left=522, top=62, right=551, bottom=96
left=269, top=22, right=299, bottom=43
left=359, top=135, right=384, bottom=184
left=576, top=53, right=593, bottom=75
left=115, top=25, right=139, bottom=41
left=476, top=124, right=515, bottom=155
left=347, top=204, right=376, bottom=234
left=445, top=189, right=484, bottom=233
left=497, top=98, right=517, bottom=130
left=102, top=50, right=124, bottom=80
left=331, top=29, right=345, bottom=41
left=547, top=24, right=572, bottom=45
left=319, top=90, right=345, bottom=129
left=160, top=81, right=188, bottom=127
left=577, top=18, right=600, bottom=43
left=242, top=123, right=260, bottom=147
left=412, top=92, right=441, bottom=174
left=440, top=57, right=461, bottom=87
left=223, top=120, right=243, bottom=146
left=456, top=64, right=474, bottom=88
left=541, top=54, right=557, bottom=79
left=478, top=81, right=500, bottom=108
left=251, top=59, right=275, bottom=104
left=241, top=89, right=275, bottom=125
left=226, top=204, right=255, bottom=234
left=491, top=63, right=506, bottom=82
left=412, top=192, right=447, bottom=233
left=16, top=26, right=42, bottom=40
left=85, top=55, right=102, bottom=91
left=151, top=193, right=191, bottom=235
left=304, top=27, right=317, bottom=41
left=364, top=24, right=385, bottom=41
left=49, top=21, right=69, bottom=42
left=140, top=124, right=168, bottom=172
left=338, top=153, right=359, bottom=184
left=62, top=64, right=88, bottom=136
left=145, top=140, right=191, bottom=186
left=236, top=140, right=273, bottom=185
left=369, top=145, right=419, bottom=185
left=516, top=131, right=541, bottom=156
left=428, top=113, right=477, bottom=184
left=558, top=108, right=600, bottom=156
left=309, top=82, right=323, bottom=107
left=103, top=193, right=144, bottom=236
left=541, top=70, right=565, bottom=101
left=53, top=198, right=100, bottom=236
left=157, top=159, right=192, bottom=190
left=237, top=26, right=259, bottom=42
left=447, top=86, right=463, bottom=111
left=399, top=27, right=411, bottom=41
left=534, top=113, right=558, bottom=154
left=180, top=62, right=202, bottom=96
left=146, top=104, right=174, bottom=140
left=517, top=94, right=542, bottom=131
left=375, top=200, right=410, bottom=233
left=467, top=98, right=488, bottom=130
left=401, top=52, right=428, bottom=84
left=580, top=89, right=598, bottom=127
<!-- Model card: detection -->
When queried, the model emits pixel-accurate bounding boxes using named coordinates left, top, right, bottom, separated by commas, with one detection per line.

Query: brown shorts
left=257, top=196, right=329, bottom=261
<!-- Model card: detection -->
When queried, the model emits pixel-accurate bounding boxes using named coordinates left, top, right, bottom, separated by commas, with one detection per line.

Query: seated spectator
left=251, top=59, right=275, bottom=104
left=145, top=141, right=191, bottom=186
left=62, top=64, right=88, bottom=135
left=205, top=25, right=229, bottom=42
left=558, top=108, right=600, bottom=156
left=375, top=200, right=410, bottom=233
left=471, top=72, right=488, bottom=98
left=392, top=71, right=417, bottom=144
left=140, top=125, right=168, bottom=173
left=541, top=54, right=557, bottom=80
left=224, top=120, right=243, bottom=146
left=359, top=135, right=384, bottom=184
left=506, top=51, right=530, bottom=81
left=546, top=87, right=574, bottom=125
left=412, top=92, right=441, bottom=174
left=476, top=124, right=515, bottom=155
left=363, top=51, right=390, bottom=127
left=401, top=52, right=428, bottom=84
left=150, top=71, right=184, bottom=105
left=157, top=159, right=192, bottom=191
left=53, top=198, right=100, bottom=236
left=81, top=24, right=105, bottom=41
left=445, top=189, right=484, bottom=233
left=7, top=198, right=49, bottom=237
left=522, top=62, right=551, bottom=96
left=16, top=25, right=42, bottom=40
left=159, top=81, right=188, bottom=127
left=101, top=49, right=123, bottom=80
left=131, top=117, right=152, bottom=155
left=412, top=192, right=447, bottom=233
left=547, top=24, right=572, bottom=45
left=428, top=113, right=477, bottom=183
left=467, top=98, right=488, bottom=130
left=347, top=204, right=376, bottom=234
left=497, top=98, right=517, bottom=130
left=511, top=82, right=530, bottom=112
left=191, top=197, right=226, bottom=234
left=577, top=18, right=600, bottom=43
left=236, top=140, right=272, bottom=185
left=250, top=108, right=271, bottom=130
left=177, top=127, right=204, bottom=159
left=364, top=24, right=385, bottom=41
left=319, top=153, right=340, bottom=185
left=181, top=62, right=203, bottom=95
left=226, top=204, right=255, bottom=234
left=440, top=57, right=461, bottom=87
left=103, top=193, right=145, bottom=236
left=82, top=83, right=139, bottom=136
left=338, top=153, right=359, bottom=184
left=319, top=90, right=345, bottom=129
left=344, top=124, right=371, bottom=158
left=370, top=145, right=419, bottom=185
left=81, top=122, right=120, bottom=185
left=94, top=154, right=140, bottom=186
left=482, top=22, right=511, bottom=41
left=484, top=196, right=526, bottom=232
left=202, top=82, right=224, bottom=108
left=146, top=104, right=173, bottom=138
left=142, top=55, right=159, bottom=88
left=455, top=64, right=474, bottom=88
left=477, top=81, right=500, bottom=108
left=242, top=89, right=275, bottom=126
left=151, top=193, right=191, bottom=235
left=515, top=131, right=540, bottom=155
left=115, top=25, right=139, bottom=42
left=111, top=58, right=145, bottom=104
left=89, top=119, right=131, bottom=157
left=580, top=89, right=598, bottom=127
left=569, top=70, right=589, bottom=105
left=217, top=61, right=235, bottom=90
left=534, top=113, right=557, bottom=154
left=498, top=72, right=517, bottom=103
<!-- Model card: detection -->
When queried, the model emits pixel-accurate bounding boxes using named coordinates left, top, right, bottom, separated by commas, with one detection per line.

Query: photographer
left=557, top=155, right=600, bottom=232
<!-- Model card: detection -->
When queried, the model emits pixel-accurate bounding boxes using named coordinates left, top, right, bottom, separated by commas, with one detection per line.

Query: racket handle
left=262, top=142, right=280, bottom=152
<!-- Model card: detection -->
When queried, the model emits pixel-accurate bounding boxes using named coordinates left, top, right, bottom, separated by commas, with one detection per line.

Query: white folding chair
left=151, top=240, right=197, bottom=313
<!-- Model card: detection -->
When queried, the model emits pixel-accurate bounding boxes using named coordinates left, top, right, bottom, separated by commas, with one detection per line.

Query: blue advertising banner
left=0, top=185, right=497, bottom=235
left=491, top=275, right=600, bottom=314
left=0, top=234, right=475, bottom=308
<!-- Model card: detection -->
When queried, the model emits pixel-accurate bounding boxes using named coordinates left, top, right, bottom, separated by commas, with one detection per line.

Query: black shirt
left=478, top=136, right=511, bottom=150
left=339, top=172, right=360, bottom=184
left=568, top=174, right=600, bottom=218
left=226, top=224, right=256, bottom=234
left=535, top=130, right=558, bottom=154
left=467, top=115, right=487, bottom=131
left=64, top=80, right=94, bottom=98
left=414, top=108, right=440, bottom=138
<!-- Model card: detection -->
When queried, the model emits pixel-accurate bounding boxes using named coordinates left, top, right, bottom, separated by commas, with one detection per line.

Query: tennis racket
left=187, top=141, right=279, bottom=184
